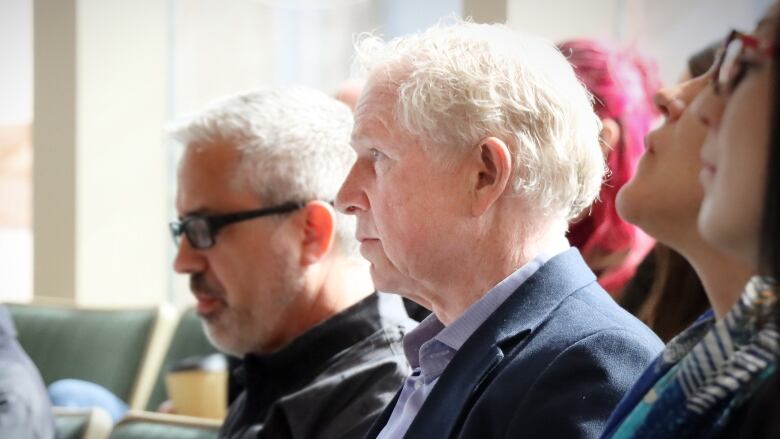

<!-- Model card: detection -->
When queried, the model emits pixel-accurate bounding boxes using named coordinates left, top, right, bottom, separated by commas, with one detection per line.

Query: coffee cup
left=165, top=353, right=228, bottom=419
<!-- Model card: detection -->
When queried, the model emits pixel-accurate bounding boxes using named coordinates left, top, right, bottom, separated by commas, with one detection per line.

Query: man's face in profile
left=173, top=143, right=304, bottom=356
left=336, top=79, right=469, bottom=300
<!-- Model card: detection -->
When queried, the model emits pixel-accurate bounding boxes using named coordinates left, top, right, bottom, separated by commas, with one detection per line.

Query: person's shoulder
left=557, top=280, right=663, bottom=348
left=256, top=334, right=406, bottom=439
left=520, top=249, right=658, bottom=343
left=489, top=279, right=662, bottom=387
left=458, top=313, right=661, bottom=438
left=478, top=292, right=662, bottom=438
left=0, top=305, right=16, bottom=339
left=319, top=322, right=411, bottom=379
left=0, top=359, right=56, bottom=438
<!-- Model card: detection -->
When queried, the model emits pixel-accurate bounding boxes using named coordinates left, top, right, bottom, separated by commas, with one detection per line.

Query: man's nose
left=173, top=236, right=206, bottom=274
left=335, top=163, right=369, bottom=215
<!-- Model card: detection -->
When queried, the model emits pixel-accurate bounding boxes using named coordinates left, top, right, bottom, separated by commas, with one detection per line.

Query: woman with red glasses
left=694, top=4, right=780, bottom=438
left=600, top=4, right=780, bottom=438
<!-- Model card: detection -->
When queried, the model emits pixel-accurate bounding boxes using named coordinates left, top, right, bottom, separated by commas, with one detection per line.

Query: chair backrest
left=54, top=407, right=113, bottom=439
left=108, top=410, right=220, bottom=439
left=8, top=303, right=158, bottom=403
left=144, top=308, right=218, bottom=411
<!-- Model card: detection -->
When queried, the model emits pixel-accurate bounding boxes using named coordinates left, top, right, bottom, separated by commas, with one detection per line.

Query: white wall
left=0, top=0, right=33, bottom=124
left=34, top=0, right=170, bottom=307
left=1, top=0, right=33, bottom=303
left=508, top=0, right=624, bottom=41
left=636, top=0, right=771, bottom=84
left=508, top=0, right=772, bottom=85
left=74, top=0, right=170, bottom=307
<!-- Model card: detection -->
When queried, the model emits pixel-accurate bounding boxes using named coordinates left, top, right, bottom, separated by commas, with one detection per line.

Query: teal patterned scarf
left=608, top=276, right=779, bottom=438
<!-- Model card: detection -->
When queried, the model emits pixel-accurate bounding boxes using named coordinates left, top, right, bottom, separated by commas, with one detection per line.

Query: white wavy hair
left=354, top=19, right=605, bottom=221
left=169, top=87, right=359, bottom=257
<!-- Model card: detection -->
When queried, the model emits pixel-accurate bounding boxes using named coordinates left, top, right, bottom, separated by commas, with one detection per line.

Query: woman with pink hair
left=559, top=39, right=659, bottom=296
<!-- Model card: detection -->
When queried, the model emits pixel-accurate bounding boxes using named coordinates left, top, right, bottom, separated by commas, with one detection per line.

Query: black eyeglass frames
left=169, top=201, right=306, bottom=250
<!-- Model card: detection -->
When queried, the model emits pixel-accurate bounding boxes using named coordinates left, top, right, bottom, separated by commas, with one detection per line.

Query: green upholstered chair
left=144, top=308, right=218, bottom=411
left=7, top=303, right=159, bottom=406
left=108, top=411, right=220, bottom=439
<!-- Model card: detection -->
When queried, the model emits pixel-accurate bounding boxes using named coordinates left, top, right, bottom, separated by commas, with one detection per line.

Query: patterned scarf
left=607, top=276, right=779, bottom=438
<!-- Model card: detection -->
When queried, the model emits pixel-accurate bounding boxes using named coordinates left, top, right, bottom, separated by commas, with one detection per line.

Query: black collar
left=235, top=293, right=408, bottom=416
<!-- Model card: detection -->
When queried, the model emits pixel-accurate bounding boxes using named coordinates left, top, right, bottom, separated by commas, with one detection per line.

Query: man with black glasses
left=169, top=87, right=415, bottom=439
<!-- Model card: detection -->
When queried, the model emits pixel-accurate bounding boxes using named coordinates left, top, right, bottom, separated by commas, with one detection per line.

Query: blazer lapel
left=405, top=343, right=506, bottom=438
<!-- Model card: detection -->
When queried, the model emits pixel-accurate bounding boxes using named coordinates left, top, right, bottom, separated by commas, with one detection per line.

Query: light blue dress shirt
left=377, top=251, right=559, bottom=439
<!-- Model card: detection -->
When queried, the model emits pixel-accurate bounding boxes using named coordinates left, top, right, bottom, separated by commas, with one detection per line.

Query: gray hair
left=169, top=87, right=359, bottom=256
left=354, top=19, right=605, bottom=221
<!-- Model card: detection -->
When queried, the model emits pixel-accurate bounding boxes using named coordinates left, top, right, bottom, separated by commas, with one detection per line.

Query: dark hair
left=620, top=244, right=709, bottom=342
left=688, top=42, right=720, bottom=77
left=759, top=30, right=780, bottom=280
left=734, top=24, right=780, bottom=434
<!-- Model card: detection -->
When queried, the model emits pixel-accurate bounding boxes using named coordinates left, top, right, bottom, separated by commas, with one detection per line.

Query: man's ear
left=470, top=137, right=512, bottom=216
left=300, top=201, right=336, bottom=266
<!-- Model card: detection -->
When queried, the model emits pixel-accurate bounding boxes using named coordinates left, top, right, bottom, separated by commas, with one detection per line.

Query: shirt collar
left=402, top=250, right=563, bottom=380
left=435, top=252, right=554, bottom=350
left=402, top=314, right=444, bottom=370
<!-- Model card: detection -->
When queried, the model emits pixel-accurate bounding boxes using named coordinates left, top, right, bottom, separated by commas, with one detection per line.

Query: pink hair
left=559, top=38, right=659, bottom=296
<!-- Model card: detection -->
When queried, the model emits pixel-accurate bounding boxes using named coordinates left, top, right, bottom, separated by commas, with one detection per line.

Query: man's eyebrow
left=178, top=208, right=213, bottom=219
left=351, top=130, right=376, bottom=146
left=351, top=125, right=381, bottom=148
left=352, top=117, right=392, bottom=146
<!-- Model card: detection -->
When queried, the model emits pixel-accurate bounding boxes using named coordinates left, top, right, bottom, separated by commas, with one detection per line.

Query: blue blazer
left=364, top=249, right=664, bottom=439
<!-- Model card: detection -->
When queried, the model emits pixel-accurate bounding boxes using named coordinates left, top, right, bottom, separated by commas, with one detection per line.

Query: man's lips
left=357, top=235, right=379, bottom=242
left=190, top=274, right=226, bottom=317
left=193, top=292, right=226, bottom=317
left=357, top=237, right=380, bottom=259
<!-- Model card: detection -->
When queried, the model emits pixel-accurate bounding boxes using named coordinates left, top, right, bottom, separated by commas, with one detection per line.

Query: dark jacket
left=220, top=293, right=416, bottom=439
left=0, top=305, right=56, bottom=439
left=365, top=249, right=664, bottom=439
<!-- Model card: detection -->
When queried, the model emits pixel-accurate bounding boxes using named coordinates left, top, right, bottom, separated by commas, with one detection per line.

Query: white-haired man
left=170, top=87, right=416, bottom=439
left=336, top=21, right=664, bottom=438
